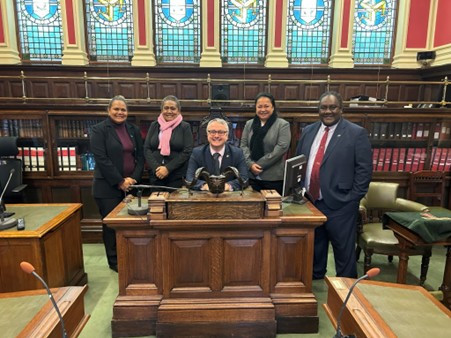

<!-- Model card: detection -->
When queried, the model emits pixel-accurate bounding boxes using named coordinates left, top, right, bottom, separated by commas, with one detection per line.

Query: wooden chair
left=409, top=170, right=446, bottom=207
left=356, top=182, right=431, bottom=285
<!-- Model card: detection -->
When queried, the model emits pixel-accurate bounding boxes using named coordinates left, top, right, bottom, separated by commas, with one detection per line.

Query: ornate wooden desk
left=0, top=286, right=89, bottom=337
left=105, top=189, right=326, bottom=337
left=383, top=207, right=451, bottom=309
left=324, top=277, right=451, bottom=338
left=0, top=204, right=87, bottom=292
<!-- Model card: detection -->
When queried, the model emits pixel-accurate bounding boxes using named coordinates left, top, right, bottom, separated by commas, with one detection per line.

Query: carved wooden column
left=60, top=0, right=89, bottom=65
left=0, top=0, right=20, bottom=64
left=265, top=0, right=289, bottom=67
left=329, top=0, right=355, bottom=68
left=132, top=0, right=156, bottom=66
left=199, top=0, right=221, bottom=67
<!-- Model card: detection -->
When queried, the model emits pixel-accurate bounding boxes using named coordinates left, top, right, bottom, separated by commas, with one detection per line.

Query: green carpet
left=79, top=244, right=447, bottom=338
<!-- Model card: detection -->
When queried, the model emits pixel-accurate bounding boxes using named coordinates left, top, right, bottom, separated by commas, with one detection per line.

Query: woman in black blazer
left=90, top=95, right=144, bottom=272
left=144, top=95, right=193, bottom=188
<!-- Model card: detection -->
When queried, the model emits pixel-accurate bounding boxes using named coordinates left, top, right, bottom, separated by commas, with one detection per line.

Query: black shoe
left=109, top=264, right=118, bottom=272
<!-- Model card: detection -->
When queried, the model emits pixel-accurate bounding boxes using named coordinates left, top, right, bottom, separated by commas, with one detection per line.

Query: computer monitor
left=282, top=154, right=307, bottom=204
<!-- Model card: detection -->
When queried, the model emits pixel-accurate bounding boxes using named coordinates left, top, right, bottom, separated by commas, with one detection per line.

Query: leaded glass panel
left=286, top=0, right=332, bottom=64
left=154, top=0, right=201, bottom=63
left=352, top=0, right=397, bottom=65
left=221, top=0, right=267, bottom=64
left=16, top=0, right=63, bottom=61
left=85, top=0, right=134, bottom=62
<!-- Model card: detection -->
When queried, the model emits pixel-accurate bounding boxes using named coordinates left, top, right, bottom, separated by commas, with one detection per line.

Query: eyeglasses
left=207, top=130, right=228, bottom=136
left=319, top=105, right=339, bottom=112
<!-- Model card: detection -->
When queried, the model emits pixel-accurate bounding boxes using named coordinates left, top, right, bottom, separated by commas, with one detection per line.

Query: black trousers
left=313, top=199, right=360, bottom=279
left=249, top=179, right=283, bottom=196
left=95, top=196, right=123, bottom=267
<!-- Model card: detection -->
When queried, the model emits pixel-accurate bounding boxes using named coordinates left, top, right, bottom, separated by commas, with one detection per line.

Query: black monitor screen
left=282, top=154, right=306, bottom=201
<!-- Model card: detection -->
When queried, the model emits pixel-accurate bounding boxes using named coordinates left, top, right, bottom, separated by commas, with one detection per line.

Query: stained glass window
left=286, top=0, right=332, bottom=64
left=221, top=0, right=267, bottom=64
left=352, top=0, right=397, bottom=65
left=16, top=0, right=63, bottom=61
left=154, top=0, right=201, bottom=63
left=85, top=0, right=134, bottom=62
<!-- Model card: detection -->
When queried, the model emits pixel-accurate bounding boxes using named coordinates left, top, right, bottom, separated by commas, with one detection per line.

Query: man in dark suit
left=186, top=118, right=248, bottom=191
left=296, top=91, right=372, bottom=278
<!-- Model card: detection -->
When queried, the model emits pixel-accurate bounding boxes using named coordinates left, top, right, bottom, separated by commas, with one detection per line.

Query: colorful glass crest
left=221, top=0, right=267, bottom=64
left=85, top=0, right=134, bottom=62
left=16, top=0, right=63, bottom=61
left=154, top=0, right=201, bottom=63
left=287, top=0, right=332, bottom=64
left=353, top=0, right=397, bottom=64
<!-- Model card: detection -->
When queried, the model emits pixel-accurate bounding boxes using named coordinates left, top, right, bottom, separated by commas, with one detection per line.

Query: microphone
left=20, top=261, right=68, bottom=338
left=333, top=268, right=381, bottom=338
left=0, top=169, right=18, bottom=230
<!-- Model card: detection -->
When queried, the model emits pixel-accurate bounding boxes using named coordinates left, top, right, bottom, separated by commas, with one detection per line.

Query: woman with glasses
left=144, top=95, right=193, bottom=189
left=91, top=95, right=144, bottom=272
left=240, top=92, right=291, bottom=195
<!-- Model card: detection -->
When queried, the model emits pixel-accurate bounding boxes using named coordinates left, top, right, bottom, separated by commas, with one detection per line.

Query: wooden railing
left=0, top=71, right=449, bottom=108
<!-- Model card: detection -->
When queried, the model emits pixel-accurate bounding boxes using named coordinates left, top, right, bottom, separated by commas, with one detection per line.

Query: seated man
left=186, top=118, right=248, bottom=191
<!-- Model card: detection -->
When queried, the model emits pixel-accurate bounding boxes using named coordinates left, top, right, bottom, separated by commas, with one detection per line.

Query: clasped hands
left=155, top=166, right=169, bottom=180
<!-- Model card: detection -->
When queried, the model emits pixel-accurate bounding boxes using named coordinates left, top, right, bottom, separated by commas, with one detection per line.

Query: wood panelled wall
left=0, top=65, right=449, bottom=108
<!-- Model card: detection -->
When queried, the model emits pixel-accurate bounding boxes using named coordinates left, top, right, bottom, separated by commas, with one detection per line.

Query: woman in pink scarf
left=144, top=96, right=193, bottom=189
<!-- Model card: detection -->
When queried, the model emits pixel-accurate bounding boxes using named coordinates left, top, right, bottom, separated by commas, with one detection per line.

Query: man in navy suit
left=186, top=118, right=248, bottom=191
left=296, top=91, right=372, bottom=278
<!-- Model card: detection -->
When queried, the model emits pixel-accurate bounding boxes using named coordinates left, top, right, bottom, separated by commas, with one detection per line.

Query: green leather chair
left=356, top=182, right=431, bottom=285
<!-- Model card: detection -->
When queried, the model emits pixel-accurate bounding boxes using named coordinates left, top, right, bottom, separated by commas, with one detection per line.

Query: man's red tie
left=309, top=127, right=330, bottom=201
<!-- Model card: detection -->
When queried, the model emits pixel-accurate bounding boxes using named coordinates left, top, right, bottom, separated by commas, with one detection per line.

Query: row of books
left=57, top=147, right=96, bottom=171
left=369, top=121, right=451, bottom=141
left=372, top=147, right=451, bottom=172
left=13, top=146, right=46, bottom=172
left=1, top=119, right=44, bottom=138
left=57, top=119, right=103, bottom=139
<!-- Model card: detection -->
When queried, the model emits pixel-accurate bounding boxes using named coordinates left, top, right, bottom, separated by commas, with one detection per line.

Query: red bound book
left=433, top=122, right=441, bottom=140
left=372, top=148, right=379, bottom=171
left=431, top=147, right=441, bottom=171
left=397, top=148, right=406, bottom=172
left=423, top=123, right=430, bottom=140
left=411, top=123, right=418, bottom=139
left=415, top=122, right=424, bottom=139
left=418, top=148, right=426, bottom=171
left=411, top=148, right=421, bottom=172
left=383, top=148, right=392, bottom=171
left=444, top=148, right=451, bottom=172
left=390, top=148, right=399, bottom=172
left=377, top=148, right=386, bottom=172
left=404, top=148, right=415, bottom=172
left=438, top=148, right=448, bottom=171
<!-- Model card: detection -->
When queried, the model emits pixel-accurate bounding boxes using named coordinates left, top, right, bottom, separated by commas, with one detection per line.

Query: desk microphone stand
left=0, top=169, right=18, bottom=230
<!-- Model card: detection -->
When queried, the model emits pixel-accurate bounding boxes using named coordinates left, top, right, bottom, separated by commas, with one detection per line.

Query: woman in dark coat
left=144, top=95, right=193, bottom=188
left=91, top=95, right=144, bottom=272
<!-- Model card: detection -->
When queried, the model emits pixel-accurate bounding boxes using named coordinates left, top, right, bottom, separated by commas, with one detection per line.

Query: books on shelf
left=15, top=146, right=46, bottom=172
left=56, top=146, right=96, bottom=172
left=57, top=119, right=103, bottom=139
left=371, top=147, right=437, bottom=172
left=57, top=146, right=77, bottom=171
left=0, top=119, right=43, bottom=138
